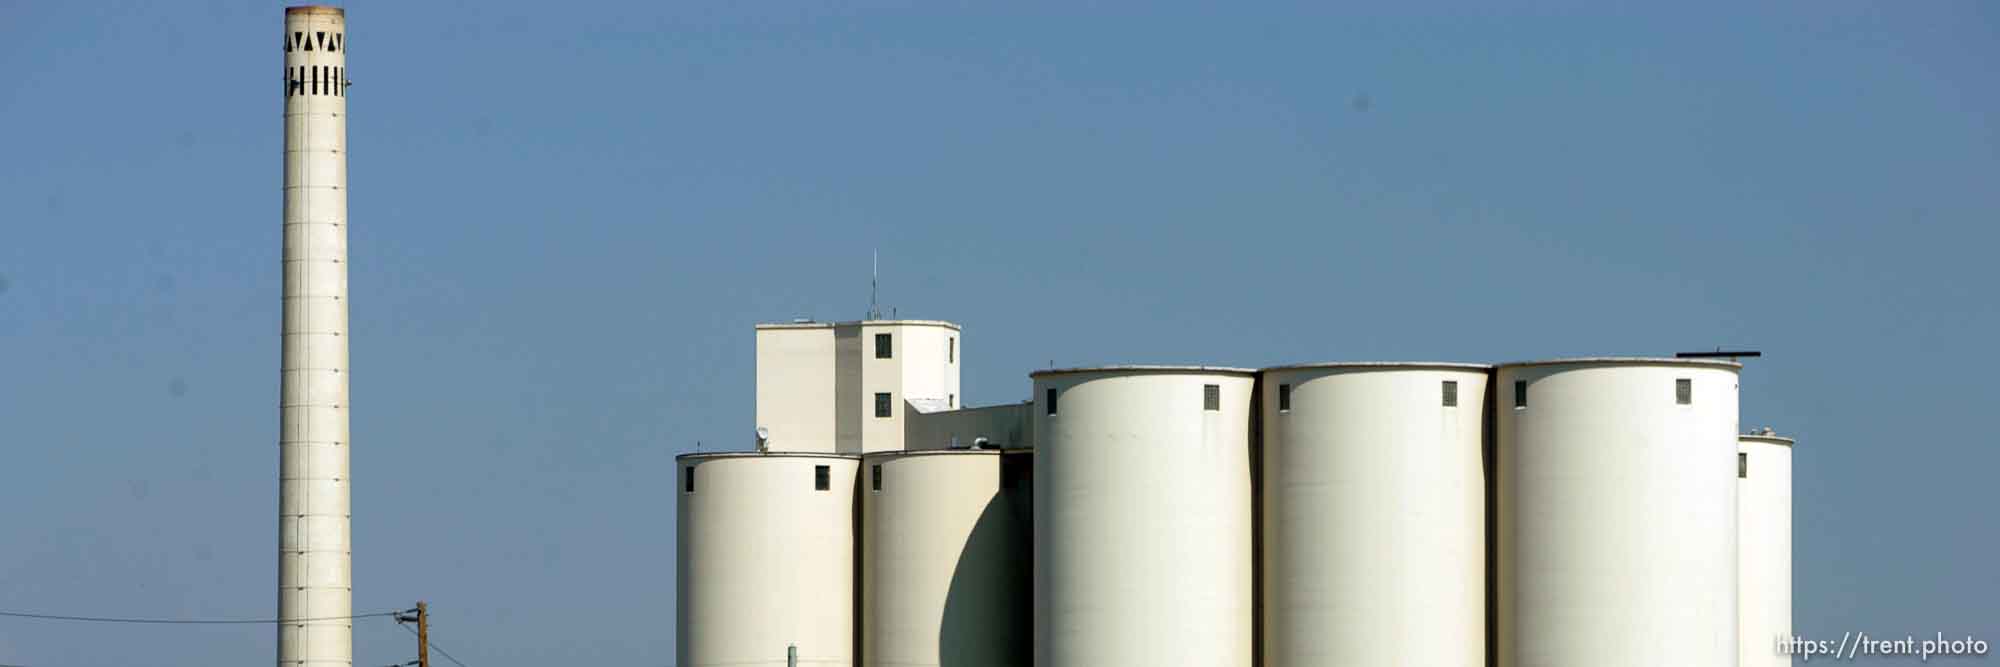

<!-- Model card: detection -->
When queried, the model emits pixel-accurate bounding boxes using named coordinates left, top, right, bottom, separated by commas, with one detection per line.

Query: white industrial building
left=270, top=7, right=1794, bottom=666
left=754, top=320, right=967, bottom=454
left=676, top=318, right=1800, bottom=666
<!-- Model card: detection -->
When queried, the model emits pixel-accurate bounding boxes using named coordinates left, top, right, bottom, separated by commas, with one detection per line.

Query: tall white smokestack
left=279, top=6, right=351, bottom=666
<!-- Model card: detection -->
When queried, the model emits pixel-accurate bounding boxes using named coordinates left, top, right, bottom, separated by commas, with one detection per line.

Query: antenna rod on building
left=868, top=250, right=882, bottom=320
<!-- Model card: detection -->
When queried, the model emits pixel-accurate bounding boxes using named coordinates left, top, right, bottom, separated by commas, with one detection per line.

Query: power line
left=0, top=609, right=402, bottom=625
left=428, top=640, right=468, bottom=667
left=398, top=621, right=469, bottom=667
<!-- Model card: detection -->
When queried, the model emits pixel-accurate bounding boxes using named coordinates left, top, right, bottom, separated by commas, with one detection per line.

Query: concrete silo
left=1260, top=363, right=1489, bottom=667
left=676, top=453, right=858, bottom=667
left=861, top=449, right=1030, bottom=667
left=1496, top=358, right=1741, bottom=667
left=1031, top=366, right=1256, bottom=667
left=1738, top=431, right=1796, bottom=667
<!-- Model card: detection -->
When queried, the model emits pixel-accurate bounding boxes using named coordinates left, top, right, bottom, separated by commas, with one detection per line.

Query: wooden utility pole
left=394, top=601, right=430, bottom=667
left=415, top=601, right=430, bottom=667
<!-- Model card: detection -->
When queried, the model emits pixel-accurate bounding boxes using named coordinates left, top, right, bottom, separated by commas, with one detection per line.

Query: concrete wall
left=857, top=322, right=905, bottom=453
left=904, top=402, right=1033, bottom=451
left=896, top=324, right=960, bottom=410
left=756, top=325, right=838, bottom=452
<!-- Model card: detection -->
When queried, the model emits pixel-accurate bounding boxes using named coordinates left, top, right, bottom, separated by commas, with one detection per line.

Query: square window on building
left=1278, top=384, right=1291, bottom=412
left=1676, top=378, right=1692, bottom=405
left=1442, top=380, right=1458, bottom=407
left=683, top=466, right=695, bottom=493
left=1045, top=388, right=1058, bottom=416
left=1514, top=380, right=1528, bottom=408
left=875, top=333, right=892, bottom=359
left=872, top=464, right=882, bottom=491
left=875, top=392, right=892, bottom=418
left=815, top=464, right=830, bottom=490
left=1204, top=384, right=1220, bottom=411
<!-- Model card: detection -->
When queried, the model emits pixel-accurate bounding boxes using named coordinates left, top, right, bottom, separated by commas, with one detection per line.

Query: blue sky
left=2, top=1, right=1995, bottom=664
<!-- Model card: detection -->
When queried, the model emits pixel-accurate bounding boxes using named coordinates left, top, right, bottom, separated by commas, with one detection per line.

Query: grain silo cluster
left=675, top=318, right=1799, bottom=666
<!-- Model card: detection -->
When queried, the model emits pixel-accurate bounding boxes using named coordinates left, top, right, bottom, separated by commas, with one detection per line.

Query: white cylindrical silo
left=1496, top=358, right=1741, bottom=667
left=279, top=6, right=352, bottom=666
left=1738, top=431, right=1795, bottom=667
left=1261, top=363, right=1489, bottom=667
left=1031, top=366, right=1256, bottom=667
left=677, top=453, right=858, bottom=667
left=861, top=449, right=1030, bottom=667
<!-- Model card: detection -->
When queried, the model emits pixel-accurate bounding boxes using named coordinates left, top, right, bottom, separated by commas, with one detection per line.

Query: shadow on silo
left=936, top=455, right=1032, bottom=667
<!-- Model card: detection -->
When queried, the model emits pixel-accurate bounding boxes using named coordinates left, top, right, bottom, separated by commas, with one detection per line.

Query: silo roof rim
left=1030, top=364, right=1258, bottom=378
left=1496, top=356, right=1742, bottom=370
left=1740, top=435, right=1797, bottom=446
left=675, top=451, right=862, bottom=462
left=1263, top=361, right=1493, bottom=372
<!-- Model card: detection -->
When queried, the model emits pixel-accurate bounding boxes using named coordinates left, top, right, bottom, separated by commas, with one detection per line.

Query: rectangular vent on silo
left=1046, top=388, right=1058, bottom=416
left=684, top=466, right=695, bottom=494
left=814, top=465, right=830, bottom=491
left=871, top=464, right=882, bottom=492
left=1442, top=380, right=1458, bottom=407
left=1514, top=380, right=1527, bottom=408
left=1278, top=384, right=1291, bottom=412
left=1738, top=452, right=1748, bottom=478
left=1204, top=384, right=1220, bottom=411
left=1677, top=378, right=1692, bottom=405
